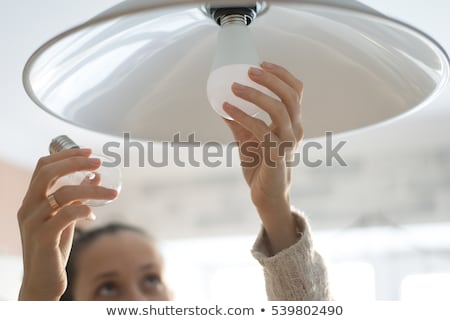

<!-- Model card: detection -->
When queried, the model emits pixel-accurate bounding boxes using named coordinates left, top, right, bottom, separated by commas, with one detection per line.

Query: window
left=328, top=262, right=376, bottom=300
left=210, top=266, right=266, bottom=301
left=401, top=273, right=450, bottom=301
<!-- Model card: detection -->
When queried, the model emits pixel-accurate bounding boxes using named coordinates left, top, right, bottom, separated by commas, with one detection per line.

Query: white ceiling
left=1, top=0, right=449, bottom=240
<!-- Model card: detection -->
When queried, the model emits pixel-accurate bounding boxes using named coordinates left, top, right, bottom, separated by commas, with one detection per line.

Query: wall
left=0, top=159, right=31, bottom=254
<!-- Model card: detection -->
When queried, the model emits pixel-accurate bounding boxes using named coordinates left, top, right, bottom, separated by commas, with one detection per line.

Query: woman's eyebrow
left=93, top=271, right=118, bottom=282
left=140, top=263, right=159, bottom=271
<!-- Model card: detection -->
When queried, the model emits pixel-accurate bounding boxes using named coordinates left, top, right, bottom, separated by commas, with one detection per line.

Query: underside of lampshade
left=23, top=0, right=449, bottom=143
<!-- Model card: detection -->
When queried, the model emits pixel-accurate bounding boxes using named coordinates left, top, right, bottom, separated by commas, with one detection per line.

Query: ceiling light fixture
left=23, top=0, right=449, bottom=143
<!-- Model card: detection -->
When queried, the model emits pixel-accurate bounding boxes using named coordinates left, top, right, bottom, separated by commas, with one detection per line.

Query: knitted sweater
left=252, top=210, right=332, bottom=300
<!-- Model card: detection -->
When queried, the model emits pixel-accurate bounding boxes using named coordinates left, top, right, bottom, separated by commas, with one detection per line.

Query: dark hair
left=60, top=223, right=148, bottom=301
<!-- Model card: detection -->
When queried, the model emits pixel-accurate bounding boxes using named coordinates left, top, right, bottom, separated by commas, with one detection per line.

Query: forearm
left=256, top=201, right=299, bottom=255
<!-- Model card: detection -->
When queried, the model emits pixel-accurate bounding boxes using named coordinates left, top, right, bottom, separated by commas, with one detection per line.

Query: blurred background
left=1, top=0, right=449, bottom=300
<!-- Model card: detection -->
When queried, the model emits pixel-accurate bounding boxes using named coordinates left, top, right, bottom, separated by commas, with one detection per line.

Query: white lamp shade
left=23, top=0, right=449, bottom=143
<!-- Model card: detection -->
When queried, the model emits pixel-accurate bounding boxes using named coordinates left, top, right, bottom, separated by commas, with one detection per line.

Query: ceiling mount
left=201, top=1, right=268, bottom=26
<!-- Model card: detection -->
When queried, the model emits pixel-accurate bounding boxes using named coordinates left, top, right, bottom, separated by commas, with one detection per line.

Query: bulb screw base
left=220, top=14, right=247, bottom=26
left=213, top=7, right=256, bottom=26
left=49, top=135, right=80, bottom=154
left=203, top=2, right=268, bottom=26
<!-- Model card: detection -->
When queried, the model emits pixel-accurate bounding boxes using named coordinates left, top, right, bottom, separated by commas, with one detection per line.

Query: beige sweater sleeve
left=251, top=210, right=332, bottom=301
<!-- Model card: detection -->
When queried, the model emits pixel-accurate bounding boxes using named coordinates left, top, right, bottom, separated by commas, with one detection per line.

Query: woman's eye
left=97, top=282, right=118, bottom=297
left=143, top=275, right=161, bottom=288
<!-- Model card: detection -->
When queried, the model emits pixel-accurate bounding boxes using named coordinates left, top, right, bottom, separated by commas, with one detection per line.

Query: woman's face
left=72, top=231, right=172, bottom=300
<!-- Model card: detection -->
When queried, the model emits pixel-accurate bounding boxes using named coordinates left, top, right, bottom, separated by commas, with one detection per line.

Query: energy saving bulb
left=206, top=11, right=274, bottom=120
left=48, top=135, right=122, bottom=206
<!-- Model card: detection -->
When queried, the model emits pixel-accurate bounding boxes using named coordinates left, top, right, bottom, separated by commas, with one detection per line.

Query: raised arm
left=18, top=148, right=117, bottom=300
left=224, top=62, right=331, bottom=300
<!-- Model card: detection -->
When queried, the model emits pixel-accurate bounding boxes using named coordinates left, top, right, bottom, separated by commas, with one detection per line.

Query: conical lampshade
left=23, top=0, right=449, bottom=143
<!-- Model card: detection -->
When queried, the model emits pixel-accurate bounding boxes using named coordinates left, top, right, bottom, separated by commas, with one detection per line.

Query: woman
left=17, top=62, right=331, bottom=301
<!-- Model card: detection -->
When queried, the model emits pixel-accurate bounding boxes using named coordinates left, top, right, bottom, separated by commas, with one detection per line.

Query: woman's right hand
left=17, top=148, right=118, bottom=300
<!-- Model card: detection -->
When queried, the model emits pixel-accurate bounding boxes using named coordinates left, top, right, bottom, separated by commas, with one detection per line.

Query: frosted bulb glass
left=48, top=135, right=121, bottom=207
left=207, top=63, right=276, bottom=119
left=207, top=18, right=276, bottom=120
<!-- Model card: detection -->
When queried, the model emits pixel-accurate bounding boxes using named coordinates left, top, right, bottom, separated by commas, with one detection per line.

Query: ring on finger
left=47, top=193, right=60, bottom=210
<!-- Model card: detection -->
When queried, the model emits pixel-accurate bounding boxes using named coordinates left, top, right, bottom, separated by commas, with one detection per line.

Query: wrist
left=19, top=278, right=63, bottom=301
left=19, top=287, right=61, bottom=301
left=255, top=196, right=291, bottom=223
left=255, top=200, right=299, bottom=255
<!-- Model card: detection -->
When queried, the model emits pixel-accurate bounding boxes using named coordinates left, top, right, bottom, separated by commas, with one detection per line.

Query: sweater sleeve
left=251, top=209, right=332, bottom=301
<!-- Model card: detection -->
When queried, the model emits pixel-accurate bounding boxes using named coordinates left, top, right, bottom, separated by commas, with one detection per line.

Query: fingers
left=39, top=185, right=117, bottom=219
left=259, top=62, right=304, bottom=140
left=47, top=205, right=95, bottom=239
left=229, top=64, right=303, bottom=143
left=223, top=102, right=272, bottom=142
left=223, top=118, right=255, bottom=145
left=31, top=148, right=92, bottom=182
left=225, top=63, right=305, bottom=164
left=51, top=185, right=118, bottom=208
left=31, top=156, right=102, bottom=194
left=21, top=184, right=117, bottom=224
left=261, top=62, right=304, bottom=105
left=18, top=183, right=116, bottom=259
left=232, top=81, right=292, bottom=132
left=20, top=149, right=118, bottom=228
left=23, top=205, right=94, bottom=250
left=249, top=66, right=300, bottom=117
left=230, top=75, right=296, bottom=143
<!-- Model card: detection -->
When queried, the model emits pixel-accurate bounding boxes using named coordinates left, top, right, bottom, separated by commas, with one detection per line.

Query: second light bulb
left=48, top=135, right=121, bottom=207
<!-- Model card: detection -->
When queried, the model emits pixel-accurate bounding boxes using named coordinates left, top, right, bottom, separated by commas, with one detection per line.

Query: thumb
left=223, top=118, right=254, bottom=145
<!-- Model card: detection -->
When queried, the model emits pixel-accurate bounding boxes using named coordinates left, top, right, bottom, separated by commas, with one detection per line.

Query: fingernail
left=108, top=189, right=119, bottom=198
left=223, top=102, right=235, bottom=112
left=232, top=82, right=246, bottom=93
left=262, top=61, right=274, bottom=69
left=88, top=158, right=101, bottom=166
left=79, top=148, right=92, bottom=154
left=249, top=67, right=263, bottom=76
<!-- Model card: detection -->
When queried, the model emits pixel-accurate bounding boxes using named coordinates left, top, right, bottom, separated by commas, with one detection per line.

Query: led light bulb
left=48, top=135, right=121, bottom=206
left=207, top=13, right=274, bottom=120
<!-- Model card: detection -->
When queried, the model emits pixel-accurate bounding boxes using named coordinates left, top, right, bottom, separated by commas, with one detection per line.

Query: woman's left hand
left=223, top=62, right=304, bottom=255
